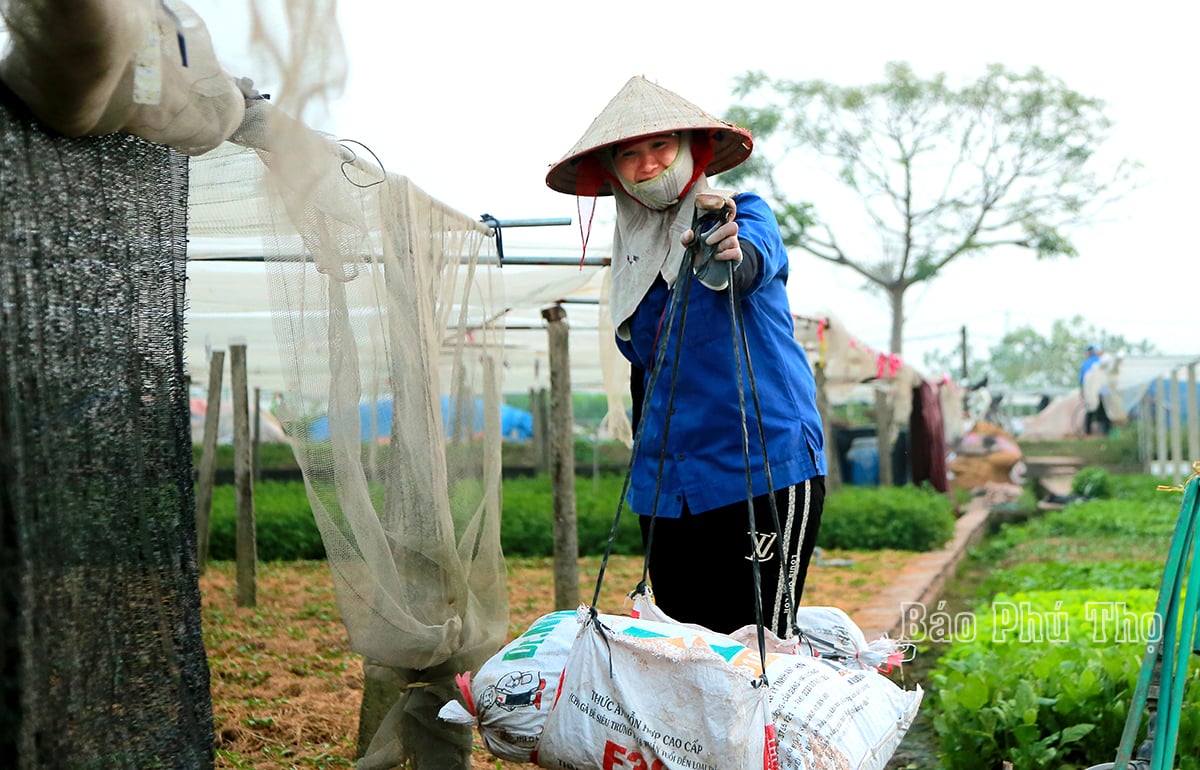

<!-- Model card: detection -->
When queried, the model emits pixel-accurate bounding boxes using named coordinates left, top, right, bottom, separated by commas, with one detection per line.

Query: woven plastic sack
left=535, top=608, right=778, bottom=770
left=438, top=610, right=578, bottom=762
left=763, top=654, right=922, bottom=770
left=631, top=593, right=922, bottom=770
left=441, top=607, right=779, bottom=768
left=632, top=593, right=909, bottom=671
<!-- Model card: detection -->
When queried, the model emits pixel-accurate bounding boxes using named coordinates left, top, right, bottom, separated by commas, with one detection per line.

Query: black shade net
left=0, top=89, right=214, bottom=769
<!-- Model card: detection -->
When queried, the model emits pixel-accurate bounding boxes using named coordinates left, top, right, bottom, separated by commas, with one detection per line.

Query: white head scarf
left=607, top=133, right=714, bottom=338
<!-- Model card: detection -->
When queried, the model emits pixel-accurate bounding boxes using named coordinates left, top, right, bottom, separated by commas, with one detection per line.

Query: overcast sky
left=191, top=1, right=1200, bottom=368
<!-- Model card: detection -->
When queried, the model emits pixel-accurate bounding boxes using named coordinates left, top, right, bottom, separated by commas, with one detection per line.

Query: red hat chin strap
left=685, top=130, right=716, bottom=194
left=572, top=155, right=606, bottom=266
left=576, top=196, right=597, bottom=267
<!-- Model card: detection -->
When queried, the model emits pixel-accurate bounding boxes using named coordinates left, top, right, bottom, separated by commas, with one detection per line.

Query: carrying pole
left=1106, top=469, right=1200, bottom=770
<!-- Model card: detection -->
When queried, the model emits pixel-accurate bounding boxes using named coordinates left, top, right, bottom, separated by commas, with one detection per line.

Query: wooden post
left=1187, top=363, right=1199, bottom=468
left=814, top=365, right=841, bottom=492
left=1140, top=391, right=1153, bottom=474
left=542, top=304, right=579, bottom=611
left=1170, top=369, right=1184, bottom=485
left=534, top=387, right=551, bottom=473
left=194, top=350, right=225, bottom=573
left=959, top=325, right=968, bottom=380
left=253, top=386, right=262, bottom=482
left=1155, top=376, right=1169, bottom=478
left=874, top=387, right=894, bottom=487
left=230, top=343, right=257, bottom=608
left=483, top=355, right=503, bottom=521
left=530, top=386, right=540, bottom=465
left=541, top=387, right=552, bottom=473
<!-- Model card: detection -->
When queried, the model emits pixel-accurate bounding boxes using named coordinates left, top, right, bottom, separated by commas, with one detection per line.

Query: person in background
left=545, top=76, right=826, bottom=637
left=1079, top=343, right=1112, bottom=435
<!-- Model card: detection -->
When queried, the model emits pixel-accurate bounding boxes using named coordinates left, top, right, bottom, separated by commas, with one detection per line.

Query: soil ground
left=202, top=550, right=936, bottom=769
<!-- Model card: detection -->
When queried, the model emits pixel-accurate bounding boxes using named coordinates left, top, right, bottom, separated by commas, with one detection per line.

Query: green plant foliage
left=980, top=560, right=1163, bottom=596
left=930, top=589, right=1200, bottom=770
left=1106, top=473, right=1178, bottom=500
left=498, top=473, right=643, bottom=557
left=208, top=481, right=326, bottom=561
left=816, top=484, right=957, bottom=551
left=973, top=493, right=1180, bottom=566
left=193, top=442, right=301, bottom=471
left=1071, top=465, right=1114, bottom=498
left=1044, top=498, right=1179, bottom=541
left=204, top=471, right=645, bottom=562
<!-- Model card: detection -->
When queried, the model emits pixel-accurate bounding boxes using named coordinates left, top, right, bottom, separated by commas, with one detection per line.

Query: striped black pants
left=638, top=477, right=825, bottom=638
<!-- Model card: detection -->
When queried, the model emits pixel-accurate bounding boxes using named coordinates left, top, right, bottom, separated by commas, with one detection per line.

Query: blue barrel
left=846, top=436, right=880, bottom=485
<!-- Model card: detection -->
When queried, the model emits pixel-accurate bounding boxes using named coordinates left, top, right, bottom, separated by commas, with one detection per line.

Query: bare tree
left=723, top=62, right=1138, bottom=355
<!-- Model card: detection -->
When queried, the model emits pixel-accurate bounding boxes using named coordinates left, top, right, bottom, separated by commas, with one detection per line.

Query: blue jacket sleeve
left=731, top=192, right=788, bottom=294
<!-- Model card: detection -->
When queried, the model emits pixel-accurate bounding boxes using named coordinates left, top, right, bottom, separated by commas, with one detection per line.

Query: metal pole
left=1156, top=377, right=1169, bottom=478
left=479, top=216, right=572, bottom=228
left=189, top=253, right=611, bottom=267
left=1170, top=369, right=1184, bottom=485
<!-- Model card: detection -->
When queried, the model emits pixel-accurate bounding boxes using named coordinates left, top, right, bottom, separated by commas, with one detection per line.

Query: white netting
left=190, top=119, right=511, bottom=764
left=189, top=2, right=511, bottom=764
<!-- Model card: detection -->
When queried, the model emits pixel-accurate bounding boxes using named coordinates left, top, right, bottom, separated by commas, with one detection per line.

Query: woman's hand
left=682, top=194, right=740, bottom=262
left=684, top=195, right=741, bottom=290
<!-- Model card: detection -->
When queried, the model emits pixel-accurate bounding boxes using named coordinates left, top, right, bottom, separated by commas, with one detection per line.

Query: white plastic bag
left=441, top=607, right=779, bottom=768
left=748, top=605, right=912, bottom=672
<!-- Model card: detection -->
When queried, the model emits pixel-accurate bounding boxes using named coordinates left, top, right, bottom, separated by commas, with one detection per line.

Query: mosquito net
left=182, top=46, right=524, bottom=767
left=188, top=114, right=513, bottom=767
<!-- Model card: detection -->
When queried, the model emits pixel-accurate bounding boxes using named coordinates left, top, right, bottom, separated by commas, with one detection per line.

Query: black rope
left=588, top=201, right=796, bottom=686
left=715, top=240, right=774, bottom=684
left=733, top=292, right=805, bottom=640
left=589, top=236, right=696, bottom=610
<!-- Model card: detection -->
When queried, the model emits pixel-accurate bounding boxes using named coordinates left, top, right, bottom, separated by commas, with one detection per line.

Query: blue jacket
left=1079, top=353, right=1101, bottom=387
left=616, top=192, right=826, bottom=518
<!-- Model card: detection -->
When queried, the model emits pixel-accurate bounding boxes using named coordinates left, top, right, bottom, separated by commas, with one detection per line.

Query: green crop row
left=204, top=477, right=958, bottom=561
left=928, top=477, right=1199, bottom=770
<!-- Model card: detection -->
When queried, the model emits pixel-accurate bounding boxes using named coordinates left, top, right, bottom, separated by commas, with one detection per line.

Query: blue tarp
left=1125, top=378, right=1200, bottom=421
left=307, top=397, right=532, bottom=442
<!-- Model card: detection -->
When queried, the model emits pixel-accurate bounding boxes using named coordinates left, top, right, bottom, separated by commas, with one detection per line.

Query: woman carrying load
left=546, top=76, right=827, bottom=637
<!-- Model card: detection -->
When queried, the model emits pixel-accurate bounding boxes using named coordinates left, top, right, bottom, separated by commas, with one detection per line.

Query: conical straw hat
left=546, top=75, right=753, bottom=196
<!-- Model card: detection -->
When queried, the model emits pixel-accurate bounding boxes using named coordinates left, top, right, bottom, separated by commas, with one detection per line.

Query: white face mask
left=614, top=133, right=694, bottom=210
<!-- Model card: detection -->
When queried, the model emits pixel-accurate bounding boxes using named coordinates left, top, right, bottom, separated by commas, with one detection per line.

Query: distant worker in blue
left=546, top=76, right=826, bottom=637
left=1079, top=343, right=1112, bottom=436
